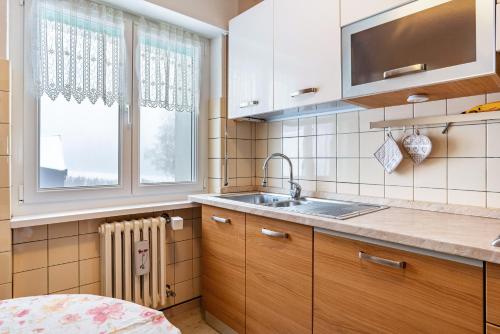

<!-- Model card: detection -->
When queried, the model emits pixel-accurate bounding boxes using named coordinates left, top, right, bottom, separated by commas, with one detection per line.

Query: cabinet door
left=228, top=0, right=273, bottom=119
left=488, top=324, right=500, bottom=334
left=487, top=263, right=500, bottom=325
left=246, top=214, right=313, bottom=334
left=201, top=206, right=246, bottom=333
left=340, top=0, right=413, bottom=26
left=274, top=0, right=341, bottom=111
left=314, top=232, right=483, bottom=334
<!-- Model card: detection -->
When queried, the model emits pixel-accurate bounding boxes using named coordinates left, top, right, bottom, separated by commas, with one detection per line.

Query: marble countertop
left=189, top=193, right=500, bottom=264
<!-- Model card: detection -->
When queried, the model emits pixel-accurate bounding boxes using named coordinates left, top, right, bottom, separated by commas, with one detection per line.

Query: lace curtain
left=31, top=0, right=126, bottom=107
left=137, top=20, right=207, bottom=112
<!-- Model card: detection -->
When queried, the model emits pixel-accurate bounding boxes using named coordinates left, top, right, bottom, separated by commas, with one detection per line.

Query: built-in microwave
left=341, top=0, right=498, bottom=108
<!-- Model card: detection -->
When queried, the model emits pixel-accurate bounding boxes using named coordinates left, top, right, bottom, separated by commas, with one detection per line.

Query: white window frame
left=10, top=0, right=209, bottom=217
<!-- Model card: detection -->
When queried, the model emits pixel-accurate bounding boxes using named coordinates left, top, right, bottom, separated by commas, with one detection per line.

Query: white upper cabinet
left=340, top=0, right=413, bottom=26
left=228, top=0, right=274, bottom=119
left=274, top=0, right=341, bottom=111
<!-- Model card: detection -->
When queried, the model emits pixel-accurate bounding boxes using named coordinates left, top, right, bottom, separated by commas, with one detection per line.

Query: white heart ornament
left=402, top=132, right=432, bottom=165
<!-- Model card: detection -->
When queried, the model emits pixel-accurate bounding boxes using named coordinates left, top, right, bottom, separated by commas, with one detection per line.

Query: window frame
left=10, top=0, right=208, bottom=217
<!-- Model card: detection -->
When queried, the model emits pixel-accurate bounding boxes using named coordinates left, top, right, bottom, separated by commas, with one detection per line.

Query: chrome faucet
left=262, top=153, right=302, bottom=200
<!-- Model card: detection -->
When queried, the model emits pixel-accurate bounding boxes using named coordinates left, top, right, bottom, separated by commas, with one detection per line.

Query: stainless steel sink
left=217, top=193, right=388, bottom=220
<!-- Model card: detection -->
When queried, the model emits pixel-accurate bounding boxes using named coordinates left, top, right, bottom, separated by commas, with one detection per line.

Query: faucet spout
left=262, top=153, right=302, bottom=200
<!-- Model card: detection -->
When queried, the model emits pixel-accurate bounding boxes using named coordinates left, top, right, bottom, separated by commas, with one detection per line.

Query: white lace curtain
left=31, top=0, right=126, bottom=107
left=137, top=20, right=206, bottom=113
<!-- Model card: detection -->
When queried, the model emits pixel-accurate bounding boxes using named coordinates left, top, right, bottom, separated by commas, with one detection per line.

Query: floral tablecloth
left=0, top=294, right=181, bottom=334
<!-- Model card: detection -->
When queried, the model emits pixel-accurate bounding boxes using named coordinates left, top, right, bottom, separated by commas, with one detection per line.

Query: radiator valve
left=166, top=285, right=176, bottom=297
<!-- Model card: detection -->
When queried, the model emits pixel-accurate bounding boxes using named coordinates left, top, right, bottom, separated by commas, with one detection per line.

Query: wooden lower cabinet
left=202, top=206, right=246, bottom=333
left=246, top=214, right=313, bottom=334
left=314, top=231, right=483, bottom=334
left=488, top=324, right=500, bottom=334
left=487, top=263, right=500, bottom=326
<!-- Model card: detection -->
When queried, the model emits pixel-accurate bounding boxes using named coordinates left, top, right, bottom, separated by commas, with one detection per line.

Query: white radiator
left=99, top=217, right=167, bottom=309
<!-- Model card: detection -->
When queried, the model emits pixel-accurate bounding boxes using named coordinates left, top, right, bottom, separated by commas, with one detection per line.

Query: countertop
left=189, top=193, right=500, bottom=264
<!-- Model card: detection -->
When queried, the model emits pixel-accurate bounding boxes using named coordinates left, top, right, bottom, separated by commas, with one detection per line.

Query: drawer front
left=246, top=214, right=313, bottom=334
left=488, top=324, right=500, bottom=334
left=487, top=263, right=500, bottom=325
left=202, top=206, right=246, bottom=333
left=314, top=232, right=483, bottom=334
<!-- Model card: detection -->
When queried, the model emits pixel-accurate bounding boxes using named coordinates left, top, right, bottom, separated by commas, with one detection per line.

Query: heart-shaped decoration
left=402, top=131, right=432, bottom=165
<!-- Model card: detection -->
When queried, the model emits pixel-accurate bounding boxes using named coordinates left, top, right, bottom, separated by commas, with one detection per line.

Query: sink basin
left=264, top=199, right=308, bottom=208
left=218, top=193, right=289, bottom=205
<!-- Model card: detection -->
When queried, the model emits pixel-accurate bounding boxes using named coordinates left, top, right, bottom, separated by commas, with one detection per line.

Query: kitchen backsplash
left=210, top=92, right=500, bottom=209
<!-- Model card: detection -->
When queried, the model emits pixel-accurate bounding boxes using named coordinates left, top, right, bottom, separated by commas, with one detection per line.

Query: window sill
left=10, top=200, right=199, bottom=228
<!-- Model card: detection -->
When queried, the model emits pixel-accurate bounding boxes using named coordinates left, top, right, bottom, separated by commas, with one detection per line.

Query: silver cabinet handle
left=239, top=101, right=259, bottom=108
left=290, top=88, right=318, bottom=98
left=261, top=228, right=288, bottom=239
left=211, top=216, right=231, bottom=224
left=359, top=251, right=406, bottom=269
left=383, top=64, right=426, bottom=79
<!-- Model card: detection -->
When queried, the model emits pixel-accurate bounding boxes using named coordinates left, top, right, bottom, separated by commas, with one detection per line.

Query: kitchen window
left=13, top=0, right=209, bottom=215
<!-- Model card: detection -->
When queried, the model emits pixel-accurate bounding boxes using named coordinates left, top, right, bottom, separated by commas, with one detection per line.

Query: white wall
left=0, top=0, right=7, bottom=59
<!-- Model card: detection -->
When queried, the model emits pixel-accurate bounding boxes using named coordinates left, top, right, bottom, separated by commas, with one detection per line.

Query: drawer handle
left=383, top=64, right=427, bottom=79
left=261, top=228, right=288, bottom=239
left=359, top=251, right=406, bottom=269
left=211, top=216, right=231, bottom=224
left=290, top=87, right=318, bottom=98
left=240, top=100, right=259, bottom=108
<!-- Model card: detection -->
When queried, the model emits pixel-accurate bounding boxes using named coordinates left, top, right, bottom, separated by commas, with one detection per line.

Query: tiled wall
left=254, top=92, right=500, bottom=209
left=0, top=59, right=11, bottom=300
left=9, top=207, right=201, bottom=307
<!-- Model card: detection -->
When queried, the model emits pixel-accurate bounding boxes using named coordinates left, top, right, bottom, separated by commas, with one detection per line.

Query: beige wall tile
left=385, top=186, right=413, bottom=201
left=268, top=121, right=282, bottom=139
left=48, top=236, right=78, bottom=266
left=166, top=264, right=174, bottom=285
left=360, top=158, right=384, bottom=185
left=316, top=158, right=336, bottom=182
left=79, top=219, right=105, bottom=235
left=268, top=138, right=282, bottom=154
left=227, top=138, right=236, bottom=158
left=317, top=114, right=336, bottom=135
left=209, top=159, right=222, bottom=179
left=299, top=117, right=316, bottom=136
left=0, top=124, right=9, bottom=155
left=360, top=184, right=384, bottom=197
left=267, top=158, right=282, bottom=178
left=193, top=238, right=201, bottom=258
left=0, top=188, right=9, bottom=220
left=337, top=183, right=359, bottom=195
left=448, top=158, right=486, bottom=191
left=175, top=239, right=193, bottom=263
left=487, top=92, right=500, bottom=103
left=256, top=123, right=268, bottom=140
left=0, top=282, right=12, bottom=300
left=317, top=135, right=336, bottom=158
left=337, top=158, right=359, bottom=183
left=488, top=123, right=500, bottom=157
left=48, top=221, right=78, bottom=239
left=337, top=133, right=359, bottom=158
left=359, top=131, right=384, bottom=158
left=79, top=257, right=100, bottom=285
left=236, top=139, right=252, bottom=159
left=488, top=158, right=500, bottom=192
left=166, top=243, right=174, bottom=265
left=49, top=262, right=79, bottom=293
left=359, top=108, right=384, bottom=132
left=298, top=136, right=316, bottom=158
left=414, top=99, right=446, bottom=117
left=173, top=208, right=193, bottom=220
left=0, top=91, right=8, bottom=124
left=193, top=277, right=201, bottom=298
left=448, top=190, right=486, bottom=207
left=0, top=251, right=11, bottom=284
left=414, top=188, right=447, bottom=204
left=487, top=192, right=500, bottom=209
left=51, top=287, right=79, bottom=295
left=208, top=138, right=222, bottom=159
left=385, top=159, right=413, bottom=187
left=236, top=159, right=252, bottom=178
left=414, top=158, right=447, bottom=189
left=385, top=104, right=413, bottom=121
left=298, top=159, right=316, bottom=180
left=13, top=225, right=47, bottom=244
left=283, top=119, right=298, bottom=137
left=174, top=220, right=193, bottom=242
left=13, top=240, right=47, bottom=273
left=298, top=180, right=316, bottom=192
left=208, top=118, right=223, bottom=139
left=316, top=181, right=336, bottom=193
left=337, top=111, right=359, bottom=134
left=226, top=119, right=236, bottom=139
left=448, top=124, right=486, bottom=157
left=417, top=127, right=447, bottom=158
left=80, top=282, right=100, bottom=295
left=0, top=220, right=11, bottom=253
left=236, top=121, right=252, bottom=139
left=79, top=233, right=100, bottom=260
left=282, top=137, right=298, bottom=158
left=193, top=258, right=201, bottom=278
left=174, top=260, right=193, bottom=283
left=447, top=95, right=485, bottom=115
left=256, top=139, right=268, bottom=159
left=0, top=156, right=8, bottom=187
left=14, top=268, right=48, bottom=297
left=175, top=279, right=194, bottom=304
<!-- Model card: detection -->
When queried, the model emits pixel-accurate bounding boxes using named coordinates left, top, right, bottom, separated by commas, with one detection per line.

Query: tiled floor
left=165, top=298, right=218, bottom=334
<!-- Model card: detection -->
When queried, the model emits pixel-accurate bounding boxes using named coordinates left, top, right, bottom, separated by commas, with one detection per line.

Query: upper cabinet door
left=228, top=0, right=274, bottom=119
left=274, top=0, right=341, bottom=111
left=340, top=0, right=413, bottom=26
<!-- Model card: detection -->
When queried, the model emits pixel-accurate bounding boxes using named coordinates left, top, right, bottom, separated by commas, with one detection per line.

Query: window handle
left=125, top=104, right=131, bottom=127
